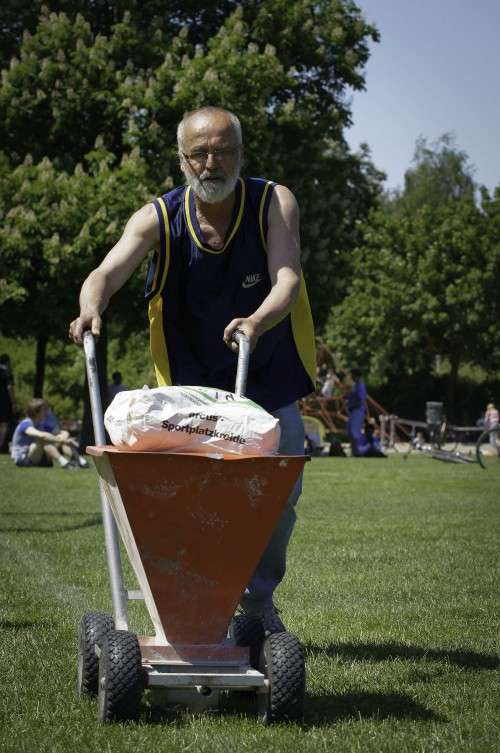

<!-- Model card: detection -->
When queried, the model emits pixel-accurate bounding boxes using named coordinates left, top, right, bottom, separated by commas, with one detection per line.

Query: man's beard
left=183, top=160, right=241, bottom=203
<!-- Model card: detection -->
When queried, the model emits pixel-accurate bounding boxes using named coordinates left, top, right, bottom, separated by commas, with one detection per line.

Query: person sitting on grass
left=39, top=404, right=89, bottom=468
left=10, top=398, right=83, bottom=469
left=362, top=417, right=387, bottom=458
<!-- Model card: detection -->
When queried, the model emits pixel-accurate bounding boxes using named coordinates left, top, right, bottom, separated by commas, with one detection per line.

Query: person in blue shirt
left=69, top=105, right=316, bottom=635
left=11, top=398, right=80, bottom=468
left=346, top=368, right=368, bottom=456
left=39, top=405, right=89, bottom=468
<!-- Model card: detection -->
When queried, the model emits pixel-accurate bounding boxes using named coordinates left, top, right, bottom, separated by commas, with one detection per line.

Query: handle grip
left=83, top=330, right=107, bottom=446
left=231, top=330, right=250, bottom=397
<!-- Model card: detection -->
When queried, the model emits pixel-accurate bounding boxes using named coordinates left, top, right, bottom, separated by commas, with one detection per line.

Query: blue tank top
left=146, top=177, right=316, bottom=412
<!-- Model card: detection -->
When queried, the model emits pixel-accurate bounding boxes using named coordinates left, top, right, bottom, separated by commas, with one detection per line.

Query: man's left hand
left=223, top=318, right=260, bottom=353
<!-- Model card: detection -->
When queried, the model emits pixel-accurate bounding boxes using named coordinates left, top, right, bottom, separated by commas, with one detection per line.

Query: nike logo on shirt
left=242, top=273, right=263, bottom=288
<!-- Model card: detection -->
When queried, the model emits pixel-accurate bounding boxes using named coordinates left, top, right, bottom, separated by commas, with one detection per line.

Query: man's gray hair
left=177, top=106, right=242, bottom=156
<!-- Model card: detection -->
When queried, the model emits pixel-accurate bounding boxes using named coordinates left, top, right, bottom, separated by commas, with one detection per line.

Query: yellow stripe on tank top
left=259, top=183, right=316, bottom=384
left=258, top=181, right=272, bottom=249
left=184, top=178, right=246, bottom=254
left=148, top=197, right=172, bottom=386
left=291, top=274, right=317, bottom=384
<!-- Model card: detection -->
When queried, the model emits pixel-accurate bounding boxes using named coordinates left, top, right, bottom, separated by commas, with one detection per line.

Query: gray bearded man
left=70, top=106, right=316, bottom=634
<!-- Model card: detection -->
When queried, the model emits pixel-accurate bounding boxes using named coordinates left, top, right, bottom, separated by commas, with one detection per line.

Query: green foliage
left=326, top=135, right=500, bottom=417
left=0, top=145, right=152, bottom=342
left=108, top=329, right=156, bottom=393
left=327, top=197, right=499, bottom=374
left=0, top=2, right=240, bottom=163
left=396, top=134, right=475, bottom=214
left=0, top=329, right=154, bottom=420
left=0, top=1, right=383, bottom=336
left=122, top=1, right=384, bottom=324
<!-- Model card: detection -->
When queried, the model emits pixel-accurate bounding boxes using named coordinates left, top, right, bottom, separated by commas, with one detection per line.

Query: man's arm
left=223, top=184, right=302, bottom=352
left=69, top=203, right=160, bottom=343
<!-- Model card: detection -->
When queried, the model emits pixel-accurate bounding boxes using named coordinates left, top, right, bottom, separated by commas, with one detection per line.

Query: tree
left=479, top=183, right=500, bottom=371
left=394, top=133, right=475, bottom=215
left=325, top=138, right=500, bottom=418
left=121, top=1, right=384, bottom=324
left=0, top=144, right=151, bottom=394
left=0, top=1, right=383, bottom=422
left=1, top=2, right=382, bottom=323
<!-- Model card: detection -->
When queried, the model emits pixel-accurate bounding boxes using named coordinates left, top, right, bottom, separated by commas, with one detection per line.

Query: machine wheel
left=231, top=614, right=265, bottom=668
left=77, top=611, right=115, bottom=696
left=257, top=632, right=305, bottom=724
left=98, top=630, right=144, bottom=722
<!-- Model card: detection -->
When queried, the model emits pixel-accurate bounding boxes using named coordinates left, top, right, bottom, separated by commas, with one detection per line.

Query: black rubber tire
left=476, top=426, right=500, bottom=469
left=98, top=630, right=144, bottom=723
left=257, top=632, right=305, bottom=724
left=231, top=614, right=265, bottom=668
left=77, top=611, right=115, bottom=696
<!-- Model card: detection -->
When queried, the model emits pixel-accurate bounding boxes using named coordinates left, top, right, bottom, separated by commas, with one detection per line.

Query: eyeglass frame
left=181, top=144, right=242, bottom=165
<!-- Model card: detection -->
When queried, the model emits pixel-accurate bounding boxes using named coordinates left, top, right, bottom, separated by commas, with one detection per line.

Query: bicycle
left=397, top=418, right=477, bottom=465
left=475, top=423, right=500, bottom=469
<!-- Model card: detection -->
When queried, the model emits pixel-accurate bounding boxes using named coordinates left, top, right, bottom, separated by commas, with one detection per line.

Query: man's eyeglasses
left=182, top=146, right=241, bottom=165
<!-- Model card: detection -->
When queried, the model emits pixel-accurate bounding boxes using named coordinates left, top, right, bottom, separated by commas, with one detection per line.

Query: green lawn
left=0, top=453, right=498, bottom=753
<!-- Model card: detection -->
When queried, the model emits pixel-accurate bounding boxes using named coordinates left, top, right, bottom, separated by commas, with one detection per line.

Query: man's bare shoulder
left=126, top=202, right=160, bottom=242
left=270, top=184, right=300, bottom=221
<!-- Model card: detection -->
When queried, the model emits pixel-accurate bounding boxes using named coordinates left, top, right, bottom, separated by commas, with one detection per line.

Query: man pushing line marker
left=69, top=106, right=316, bottom=635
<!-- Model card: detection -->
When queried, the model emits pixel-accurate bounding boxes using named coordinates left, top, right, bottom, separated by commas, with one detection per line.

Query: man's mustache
left=199, top=170, right=224, bottom=180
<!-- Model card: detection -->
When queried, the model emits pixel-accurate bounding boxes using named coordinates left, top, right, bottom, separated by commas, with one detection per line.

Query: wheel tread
left=260, top=632, right=305, bottom=723
left=78, top=611, right=114, bottom=696
left=99, top=630, right=143, bottom=722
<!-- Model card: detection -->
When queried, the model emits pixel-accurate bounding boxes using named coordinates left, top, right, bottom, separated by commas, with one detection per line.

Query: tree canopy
left=325, top=135, right=500, bottom=416
left=0, top=0, right=383, bottom=404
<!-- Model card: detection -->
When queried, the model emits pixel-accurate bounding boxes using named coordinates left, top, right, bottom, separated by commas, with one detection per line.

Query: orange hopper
left=88, top=446, right=307, bottom=658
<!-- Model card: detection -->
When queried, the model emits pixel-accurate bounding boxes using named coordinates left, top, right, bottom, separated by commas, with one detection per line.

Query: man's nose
left=205, top=152, right=218, bottom=169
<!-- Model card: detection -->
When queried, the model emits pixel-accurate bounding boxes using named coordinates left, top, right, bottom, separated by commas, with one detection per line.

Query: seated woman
left=10, top=398, right=85, bottom=468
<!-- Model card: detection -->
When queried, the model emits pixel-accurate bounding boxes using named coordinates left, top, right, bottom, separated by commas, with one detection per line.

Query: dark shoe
left=260, top=605, right=286, bottom=635
left=61, top=461, right=79, bottom=470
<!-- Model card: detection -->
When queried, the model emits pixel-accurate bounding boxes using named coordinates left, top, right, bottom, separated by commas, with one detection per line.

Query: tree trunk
left=33, top=333, right=48, bottom=397
left=446, top=351, right=461, bottom=421
left=79, top=318, right=109, bottom=453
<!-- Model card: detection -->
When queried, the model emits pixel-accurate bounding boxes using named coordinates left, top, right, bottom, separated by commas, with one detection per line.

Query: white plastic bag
left=104, top=385, right=280, bottom=456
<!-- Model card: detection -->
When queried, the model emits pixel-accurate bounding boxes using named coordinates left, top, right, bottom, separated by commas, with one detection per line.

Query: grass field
left=0, top=453, right=498, bottom=753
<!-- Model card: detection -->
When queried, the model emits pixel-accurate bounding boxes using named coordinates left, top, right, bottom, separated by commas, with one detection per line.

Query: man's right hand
left=68, top=311, right=101, bottom=345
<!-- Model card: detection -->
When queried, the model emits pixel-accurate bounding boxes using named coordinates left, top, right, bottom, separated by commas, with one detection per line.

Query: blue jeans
left=347, top=407, right=367, bottom=456
left=240, top=402, right=305, bottom=612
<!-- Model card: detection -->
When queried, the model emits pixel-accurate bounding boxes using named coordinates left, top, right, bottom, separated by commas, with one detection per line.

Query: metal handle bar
left=83, top=331, right=107, bottom=445
left=231, top=330, right=250, bottom=398
left=82, top=330, right=128, bottom=630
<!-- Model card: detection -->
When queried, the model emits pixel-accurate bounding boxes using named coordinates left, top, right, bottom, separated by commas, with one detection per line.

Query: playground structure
left=301, top=344, right=490, bottom=463
left=309, top=342, right=491, bottom=456
left=301, top=387, right=496, bottom=466
left=300, top=392, right=388, bottom=438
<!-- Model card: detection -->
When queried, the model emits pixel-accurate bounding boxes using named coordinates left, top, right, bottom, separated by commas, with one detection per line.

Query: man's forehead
left=183, top=111, right=238, bottom=144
